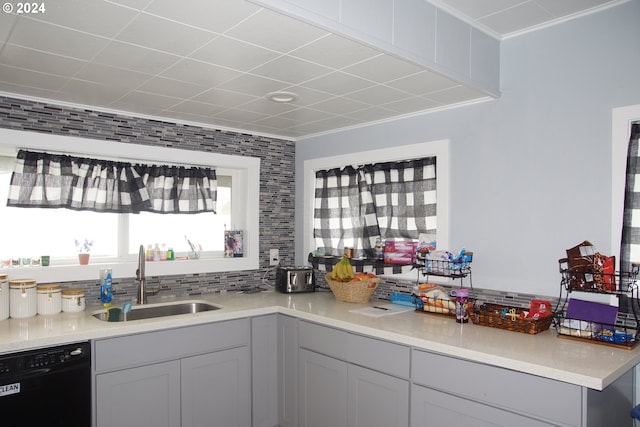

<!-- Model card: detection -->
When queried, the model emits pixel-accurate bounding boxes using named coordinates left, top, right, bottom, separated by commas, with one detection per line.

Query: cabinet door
left=181, top=347, right=251, bottom=427
left=348, top=364, right=409, bottom=427
left=252, top=315, right=279, bottom=427
left=95, top=360, right=181, bottom=427
left=278, top=315, right=298, bottom=427
left=411, top=385, right=553, bottom=427
left=299, top=349, right=348, bottom=427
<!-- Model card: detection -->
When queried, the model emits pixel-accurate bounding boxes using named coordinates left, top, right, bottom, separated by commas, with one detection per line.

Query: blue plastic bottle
left=101, top=270, right=112, bottom=307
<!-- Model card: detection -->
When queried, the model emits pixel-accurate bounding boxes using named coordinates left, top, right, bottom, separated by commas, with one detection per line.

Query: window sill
left=1, top=256, right=258, bottom=284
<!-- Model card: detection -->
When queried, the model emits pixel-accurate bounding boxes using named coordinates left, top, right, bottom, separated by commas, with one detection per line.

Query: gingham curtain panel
left=7, top=150, right=217, bottom=214
left=621, top=122, right=640, bottom=273
left=313, top=156, right=436, bottom=257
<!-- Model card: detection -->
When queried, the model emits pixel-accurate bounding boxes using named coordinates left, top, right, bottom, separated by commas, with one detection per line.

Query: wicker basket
left=325, top=273, right=381, bottom=303
left=470, top=303, right=553, bottom=334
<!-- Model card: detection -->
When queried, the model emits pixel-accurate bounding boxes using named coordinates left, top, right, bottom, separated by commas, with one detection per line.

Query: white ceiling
left=0, top=0, right=625, bottom=140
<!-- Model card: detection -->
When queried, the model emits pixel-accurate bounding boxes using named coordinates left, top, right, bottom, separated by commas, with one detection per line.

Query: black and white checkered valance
left=7, top=150, right=217, bottom=214
left=313, top=157, right=436, bottom=257
left=621, top=123, right=640, bottom=272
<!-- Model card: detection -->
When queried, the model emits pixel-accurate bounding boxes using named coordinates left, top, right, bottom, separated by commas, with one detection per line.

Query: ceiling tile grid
left=0, top=0, right=626, bottom=139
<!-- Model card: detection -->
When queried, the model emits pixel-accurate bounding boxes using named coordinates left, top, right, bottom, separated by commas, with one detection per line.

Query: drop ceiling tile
left=342, top=54, right=424, bottom=83
left=345, top=106, right=398, bottom=122
left=74, top=63, right=151, bottom=89
left=225, top=8, right=328, bottom=53
left=278, top=86, right=333, bottom=106
left=287, top=115, right=360, bottom=134
left=0, top=82, right=59, bottom=99
left=111, top=90, right=182, bottom=110
left=57, top=79, right=131, bottom=105
left=302, top=71, right=375, bottom=96
left=191, top=88, right=257, bottom=108
left=345, top=85, right=411, bottom=105
left=381, top=96, right=440, bottom=114
left=216, top=73, right=289, bottom=97
left=106, top=0, right=151, bottom=10
left=249, top=55, right=332, bottom=85
left=31, top=0, right=138, bottom=38
left=277, top=107, right=334, bottom=123
left=166, top=100, right=227, bottom=116
left=116, top=13, right=215, bottom=56
left=213, top=107, right=269, bottom=123
left=478, top=2, right=553, bottom=36
left=0, top=12, right=18, bottom=40
left=190, top=36, right=280, bottom=71
left=289, top=34, right=381, bottom=69
left=0, top=64, right=68, bottom=91
left=143, top=0, right=261, bottom=33
left=309, top=96, right=369, bottom=115
left=160, top=111, right=212, bottom=124
left=385, top=70, right=459, bottom=95
left=7, top=18, right=110, bottom=60
left=93, top=41, right=181, bottom=75
left=234, top=97, right=297, bottom=115
left=137, top=76, right=207, bottom=99
left=251, top=115, right=298, bottom=129
left=160, top=59, right=239, bottom=87
left=0, top=44, right=86, bottom=76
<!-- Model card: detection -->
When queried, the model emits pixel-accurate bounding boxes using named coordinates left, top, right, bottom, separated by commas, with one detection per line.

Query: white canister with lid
left=37, top=283, right=62, bottom=315
left=9, top=279, right=37, bottom=319
left=0, top=274, right=8, bottom=321
left=62, top=288, right=85, bottom=313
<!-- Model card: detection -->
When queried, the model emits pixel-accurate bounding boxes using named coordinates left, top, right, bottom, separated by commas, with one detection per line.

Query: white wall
left=294, top=0, right=640, bottom=298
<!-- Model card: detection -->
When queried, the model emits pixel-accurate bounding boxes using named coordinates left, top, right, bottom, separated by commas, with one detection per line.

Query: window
left=0, top=128, right=259, bottom=283
left=0, top=162, right=232, bottom=257
left=313, top=157, right=436, bottom=258
left=302, top=140, right=449, bottom=278
left=612, top=104, right=640, bottom=269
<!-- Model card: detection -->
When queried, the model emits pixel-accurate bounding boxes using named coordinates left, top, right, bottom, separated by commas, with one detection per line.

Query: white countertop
left=0, top=290, right=638, bottom=391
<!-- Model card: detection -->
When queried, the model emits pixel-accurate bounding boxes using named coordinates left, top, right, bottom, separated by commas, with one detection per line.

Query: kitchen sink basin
left=92, top=300, right=222, bottom=322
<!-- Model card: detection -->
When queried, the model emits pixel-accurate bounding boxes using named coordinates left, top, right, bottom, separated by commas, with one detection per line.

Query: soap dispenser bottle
left=100, top=268, right=113, bottom=307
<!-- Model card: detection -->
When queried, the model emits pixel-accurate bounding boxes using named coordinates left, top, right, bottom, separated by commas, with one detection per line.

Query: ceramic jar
left=37, top=283, right=62, bottom=315
left=62, top=288, right=85, bottom=313
left=0, top=274, right=8, bottom=321
left=9, top=279, right=37, bottom=318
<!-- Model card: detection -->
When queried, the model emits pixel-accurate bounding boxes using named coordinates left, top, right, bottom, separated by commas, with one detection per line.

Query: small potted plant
left=75, top=238, right=94, bottom=265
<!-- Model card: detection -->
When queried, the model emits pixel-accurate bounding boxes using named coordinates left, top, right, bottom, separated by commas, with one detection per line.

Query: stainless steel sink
left=92, top=300, right=222, bottom=322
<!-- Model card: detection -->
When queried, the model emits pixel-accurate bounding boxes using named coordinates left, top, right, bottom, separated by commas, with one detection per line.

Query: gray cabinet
left=277, top=314, right=298, bottom=427
left=94, top=319, right=251, bottom=427
left=96, top=360, right=181, bottom=427
left=411, top=348, right=634, bottom=427
left=297, top=321, right=410, bottom=427
left=182, top=347, right=251, bottom=427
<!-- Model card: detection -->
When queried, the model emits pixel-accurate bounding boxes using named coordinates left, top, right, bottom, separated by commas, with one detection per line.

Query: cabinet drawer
left=299, top=321, right=410, bottom=378
left=95, top=318, right=250, bottom=372
left=411, top=349, right=581, bottom=426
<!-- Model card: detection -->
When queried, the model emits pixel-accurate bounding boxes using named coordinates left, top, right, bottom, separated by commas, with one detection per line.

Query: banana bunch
left=331, top=256, right=355, bottom=282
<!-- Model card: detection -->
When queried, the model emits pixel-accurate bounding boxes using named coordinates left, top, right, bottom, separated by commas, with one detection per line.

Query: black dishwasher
left=0, top=341, right=91, bottom=426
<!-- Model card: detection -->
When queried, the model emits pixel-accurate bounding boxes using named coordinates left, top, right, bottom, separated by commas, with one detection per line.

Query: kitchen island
left=0, top=290, right=637, bottom=426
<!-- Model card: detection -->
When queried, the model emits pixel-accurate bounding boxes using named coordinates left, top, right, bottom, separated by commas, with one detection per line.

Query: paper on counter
left=349, top=303, right=413, bottom=318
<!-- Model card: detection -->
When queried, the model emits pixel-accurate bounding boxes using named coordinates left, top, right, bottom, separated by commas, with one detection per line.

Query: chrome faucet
left=136, top=244, right=148, bottom=305
left=136, top=244, right=160, bottom=304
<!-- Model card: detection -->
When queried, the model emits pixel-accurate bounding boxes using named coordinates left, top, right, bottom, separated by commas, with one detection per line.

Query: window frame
left=302, top=139, right=450, bottom=280
left=0, top=128, right=260, bottom=284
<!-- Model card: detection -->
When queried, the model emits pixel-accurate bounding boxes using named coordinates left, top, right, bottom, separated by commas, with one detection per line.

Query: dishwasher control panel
left=0, top=343, right=89, bottom=376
